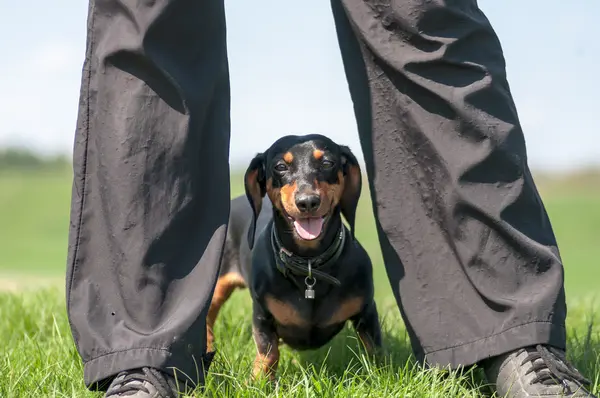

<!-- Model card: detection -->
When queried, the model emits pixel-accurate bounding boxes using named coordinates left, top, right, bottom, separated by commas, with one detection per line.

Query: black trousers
left=66, top=0, right=567, bottom=389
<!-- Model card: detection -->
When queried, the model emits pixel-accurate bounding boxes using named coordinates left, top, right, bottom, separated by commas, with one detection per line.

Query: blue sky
left=0, top=0, right=598, bottom=171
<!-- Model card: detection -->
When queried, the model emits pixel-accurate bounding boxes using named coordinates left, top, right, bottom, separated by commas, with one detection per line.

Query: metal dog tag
left=304, top=261, right=316, bottom=300
left=305, top=286, right=315, bottom=299
left=304, top=273, right=316, bottom=300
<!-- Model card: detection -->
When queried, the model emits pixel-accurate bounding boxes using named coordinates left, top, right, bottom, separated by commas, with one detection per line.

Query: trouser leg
left=331, top=0, right=567, bottom=368
left=65, top=0, right=230, bottom=389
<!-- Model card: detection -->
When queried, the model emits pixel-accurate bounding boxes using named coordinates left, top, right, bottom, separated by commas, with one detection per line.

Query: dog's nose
left=295, top=193, right=321, bottom=213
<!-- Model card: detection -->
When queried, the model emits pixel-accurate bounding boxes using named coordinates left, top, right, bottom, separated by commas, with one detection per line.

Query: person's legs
left=66, top=0, right=230, bottom=394
left=331, top=0, right=594, bottom=396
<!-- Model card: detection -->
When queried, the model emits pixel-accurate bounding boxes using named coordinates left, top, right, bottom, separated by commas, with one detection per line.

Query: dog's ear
left=244, top=152, right=267, bottom=249
left=339, top=145, right=362, bottom=240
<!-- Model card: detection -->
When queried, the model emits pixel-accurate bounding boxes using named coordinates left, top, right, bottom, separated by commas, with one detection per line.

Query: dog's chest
left=264, top=290, right=364, bottom=348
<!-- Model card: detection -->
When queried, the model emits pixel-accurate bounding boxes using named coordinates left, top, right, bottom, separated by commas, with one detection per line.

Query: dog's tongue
left=293, top=217, right=324, bottom=240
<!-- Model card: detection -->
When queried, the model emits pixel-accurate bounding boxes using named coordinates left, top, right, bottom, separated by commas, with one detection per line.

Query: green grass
left=0, top=171, right=71, bottom=275
left=1, top=287, right=599, bottom=397
left=1, top=169, right=599, bottom=397
left=1, top=288, right=599, bottom=397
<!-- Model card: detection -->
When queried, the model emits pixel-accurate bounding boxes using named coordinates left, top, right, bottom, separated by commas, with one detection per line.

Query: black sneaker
left=483, top=345, right=596, bottom=397
left=105, top=367, right=183, bottom=398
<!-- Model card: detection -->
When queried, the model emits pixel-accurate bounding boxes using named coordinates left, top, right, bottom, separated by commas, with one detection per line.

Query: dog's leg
left=350, top=301, right=383, bottom=356
left=205, top=272, right=245, bottom=352
left=251, top=307, right=279, bottom=382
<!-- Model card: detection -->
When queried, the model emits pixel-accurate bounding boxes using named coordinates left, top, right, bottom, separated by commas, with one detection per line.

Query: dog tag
left=305, top=287, right=315, bottom=299
left=304, top=275, right=316, bottom=300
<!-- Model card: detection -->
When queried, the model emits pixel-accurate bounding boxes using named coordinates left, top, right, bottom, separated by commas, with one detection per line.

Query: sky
left=0, top=0, right=598, bottom=172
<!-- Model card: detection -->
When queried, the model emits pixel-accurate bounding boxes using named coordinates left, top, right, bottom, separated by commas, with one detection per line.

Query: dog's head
left=244, top=134, right=362, bottom=250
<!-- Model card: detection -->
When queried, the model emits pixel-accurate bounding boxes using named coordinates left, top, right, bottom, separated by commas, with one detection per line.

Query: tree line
left=0, top=148, right=70, bottom=171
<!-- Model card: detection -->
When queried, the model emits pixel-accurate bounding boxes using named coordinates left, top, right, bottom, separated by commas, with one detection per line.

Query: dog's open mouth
left=292, top=216, right=326, bottom=240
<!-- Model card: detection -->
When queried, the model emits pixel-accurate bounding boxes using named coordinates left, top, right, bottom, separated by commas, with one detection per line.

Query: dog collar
left=270, top=222, right=345, bottom=297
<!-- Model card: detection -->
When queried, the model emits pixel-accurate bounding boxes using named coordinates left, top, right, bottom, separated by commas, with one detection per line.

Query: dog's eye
left=274, top=163, right=288, bottom=172
left=322, top=160, right=334, bottom=169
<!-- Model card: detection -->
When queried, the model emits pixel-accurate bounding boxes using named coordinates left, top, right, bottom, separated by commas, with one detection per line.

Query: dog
left=206, top=134, right=382, bottom=380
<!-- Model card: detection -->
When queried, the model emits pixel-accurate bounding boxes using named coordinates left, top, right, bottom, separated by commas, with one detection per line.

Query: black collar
left=270, top=222, right=346, bottom=288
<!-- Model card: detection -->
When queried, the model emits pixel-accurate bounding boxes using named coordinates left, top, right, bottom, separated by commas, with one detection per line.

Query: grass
left=1, top=168, right=599, bottom=397
left=0, top=171, right=71, bottom=276
left=2, top=287, right=599, bottom=397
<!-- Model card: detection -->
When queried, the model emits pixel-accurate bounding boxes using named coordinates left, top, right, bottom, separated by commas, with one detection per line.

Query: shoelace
left=521, top=345, right=591, bottom=394
left=107, top=367, right=177, bottom=397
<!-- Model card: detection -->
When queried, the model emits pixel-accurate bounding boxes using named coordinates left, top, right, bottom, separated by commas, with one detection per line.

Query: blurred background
left=0, top=0, right=598, bottom=302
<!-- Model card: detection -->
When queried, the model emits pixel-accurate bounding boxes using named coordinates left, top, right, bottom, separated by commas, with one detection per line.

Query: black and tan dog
left=206, top=134, right=382, bottom=380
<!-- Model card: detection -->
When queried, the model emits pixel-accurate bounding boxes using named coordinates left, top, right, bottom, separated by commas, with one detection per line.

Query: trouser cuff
left=423, top=321, right=566, bottom=368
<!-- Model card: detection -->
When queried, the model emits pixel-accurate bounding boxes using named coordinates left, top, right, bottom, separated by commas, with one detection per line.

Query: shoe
left=105, top=367, right=182, bottom=398
left=483, top=344, right=596, bottom=397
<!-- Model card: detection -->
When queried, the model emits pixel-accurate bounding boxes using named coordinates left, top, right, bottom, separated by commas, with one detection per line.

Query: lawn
left=0, top=169, right=599, bottom=397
